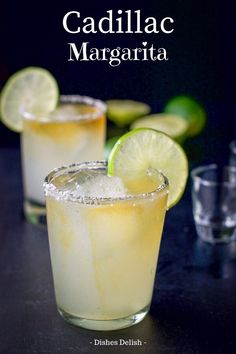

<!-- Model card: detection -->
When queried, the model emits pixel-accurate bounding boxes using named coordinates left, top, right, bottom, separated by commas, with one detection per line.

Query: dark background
left=0, top=0, right=235, bottom=162
left=1, top=3, right=236, bottom=353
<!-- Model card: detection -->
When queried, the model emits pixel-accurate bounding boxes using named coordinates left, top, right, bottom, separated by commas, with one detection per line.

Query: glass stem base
left=58, top=305, right=150, bottom=331
left=195, top=222, right=236, bottom=244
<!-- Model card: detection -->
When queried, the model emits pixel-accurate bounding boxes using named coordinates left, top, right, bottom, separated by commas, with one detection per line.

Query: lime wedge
left=108, top=128, right=188, bottom=208
left=164, top=95, right=206, bottom=137
left=0, top=67, right=59, bottom=132
left=106, top=100, right=151, bottom=127
left=131, top=113, right=189, bottom=144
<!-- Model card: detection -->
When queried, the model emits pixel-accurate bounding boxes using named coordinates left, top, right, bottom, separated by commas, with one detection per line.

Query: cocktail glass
left=44, top=161, right=169, bottom=331
left=21, top=95, right=106, bottom=225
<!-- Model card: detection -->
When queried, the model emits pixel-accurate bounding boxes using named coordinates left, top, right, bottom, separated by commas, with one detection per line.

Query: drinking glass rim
left=20, top=95, right=107, bottom=123
left=191, top=164, right=236, bottom=187
left=44, top=161, right=169, bottom=205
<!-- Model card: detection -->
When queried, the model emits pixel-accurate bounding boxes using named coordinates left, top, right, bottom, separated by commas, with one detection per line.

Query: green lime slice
left=108, top=128, right=188, bottom=208
left=0, top=67, right=59, bottom=132
left=131, top=113, right=189, bottom=144
left=164, top=95, right=206, bottom=137
left=106, top=100, right=151, bottom=127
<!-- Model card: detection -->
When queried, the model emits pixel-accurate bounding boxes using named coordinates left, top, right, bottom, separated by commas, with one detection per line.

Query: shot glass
left=44, top=161, right=169, bottom=331
left=21, top=95, right=106, bottom=225
left=229, top=140, right=236, bottom=166
left=191, top=164, right=236, bottom=244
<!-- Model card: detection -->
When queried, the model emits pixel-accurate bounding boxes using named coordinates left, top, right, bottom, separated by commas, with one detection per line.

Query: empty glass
left=191, top=164, right=236, bottom=244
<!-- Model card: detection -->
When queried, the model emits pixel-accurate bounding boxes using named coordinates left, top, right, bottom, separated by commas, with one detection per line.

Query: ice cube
left=49, top=103, right=96, bottom=121
left=74, top=174, right=127, bottom=199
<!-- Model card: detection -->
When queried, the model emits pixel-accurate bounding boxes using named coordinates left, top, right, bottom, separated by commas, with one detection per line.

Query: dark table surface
left=1, top=144, right=236, bottom=354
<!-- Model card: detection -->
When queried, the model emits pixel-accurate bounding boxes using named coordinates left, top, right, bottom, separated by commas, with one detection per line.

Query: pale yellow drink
left=21, top=95, right=106, bottom=224
left=44, top=161, right=168, bottom=330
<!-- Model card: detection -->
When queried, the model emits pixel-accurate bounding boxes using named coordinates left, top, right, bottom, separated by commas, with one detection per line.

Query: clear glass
left=44, top=161, right=169, bottom=331
left=229, top=140, right=236, bottom=166
left=21, top=95, right=106, bottom=225
left=191, top=164, right=236, bottom=244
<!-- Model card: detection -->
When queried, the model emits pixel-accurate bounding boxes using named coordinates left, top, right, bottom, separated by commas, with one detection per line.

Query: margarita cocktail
left=44, top=128, right=188, bottom=330
left=0, top=67, right=106, bottom=225
left=44, top=161, right=169, bottom=330
left=21, top=95, right=106, bottom=224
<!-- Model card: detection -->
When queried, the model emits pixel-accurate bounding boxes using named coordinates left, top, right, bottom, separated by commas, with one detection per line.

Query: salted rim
left=21, top=95, right=107, bottom=123
left=44, top=161, right=169, bottom=205
left=191, top=164, right=236, bottom=187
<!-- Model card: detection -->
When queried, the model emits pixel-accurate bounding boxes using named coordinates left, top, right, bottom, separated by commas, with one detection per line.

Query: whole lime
left=164, top=95, right=206, bottom=137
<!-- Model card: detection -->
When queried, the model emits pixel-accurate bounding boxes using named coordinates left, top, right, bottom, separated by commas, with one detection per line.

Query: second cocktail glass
left=21, top=95, right=106, bottom=225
